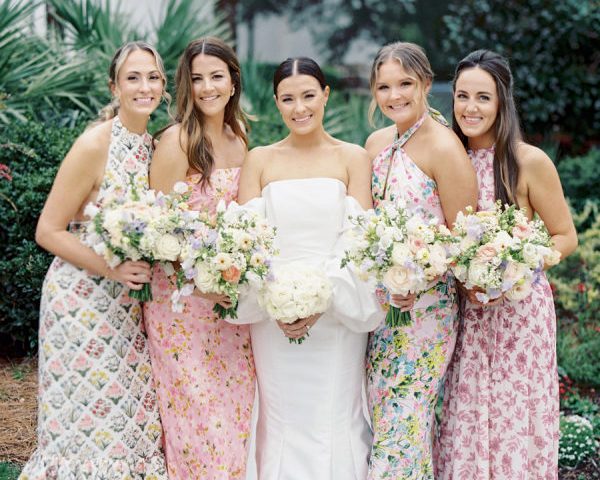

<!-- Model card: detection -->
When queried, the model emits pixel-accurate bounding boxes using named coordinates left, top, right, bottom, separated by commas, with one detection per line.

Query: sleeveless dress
left=434, top=147, right=559, bottom=480
left=232, top=178, right=383, bottom=480
left=19, top=116, right=167, bottom=479
left=144, top=168, right=256, bottom=480
left=367, top=115, right=458, bottom=479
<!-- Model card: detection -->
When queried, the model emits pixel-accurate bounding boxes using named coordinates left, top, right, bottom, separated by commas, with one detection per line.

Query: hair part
left=452, top=49, right=522, bottom=206
left=158, top=36, right=249, bottom=188
left=97, top=41, right=169, bottom=123
left=273, top=57, right=327, bottom=96
left=368, top=42, right=433, bottom=126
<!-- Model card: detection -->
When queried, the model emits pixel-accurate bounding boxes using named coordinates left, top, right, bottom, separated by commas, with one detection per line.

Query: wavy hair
left=452, top=49, right=522, bottom=206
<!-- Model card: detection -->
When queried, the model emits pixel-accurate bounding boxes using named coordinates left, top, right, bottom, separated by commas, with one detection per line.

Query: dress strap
left=372, top=107, right=449, bottom=206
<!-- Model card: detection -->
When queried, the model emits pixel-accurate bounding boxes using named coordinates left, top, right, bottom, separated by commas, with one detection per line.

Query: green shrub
left=559, top=414, right=599, bottom=468
left=0, top=120, right=83, bottom=354
left=558, top=149, right=600, bottom=212
left=0, top=462, right=21, bottom=480
left=557, top=328, right=600, bottom=389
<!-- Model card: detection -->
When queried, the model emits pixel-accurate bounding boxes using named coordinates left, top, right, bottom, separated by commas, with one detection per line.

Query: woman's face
left=191, top=54, right=234, bottom=118
left=275, top=74, right=329, bottom=134
left=111, top=49, right=163, bottom=118
left=374, top=59, right=428, bottom=127
left=454, top=67, right=499, bottom=147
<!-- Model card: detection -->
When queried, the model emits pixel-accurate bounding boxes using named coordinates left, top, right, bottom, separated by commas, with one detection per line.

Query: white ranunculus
left=155, top=234, right=181, bottom=261
left=391, top=243, right=410, bottom=265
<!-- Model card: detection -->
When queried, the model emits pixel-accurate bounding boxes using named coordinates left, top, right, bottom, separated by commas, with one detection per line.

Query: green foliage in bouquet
left=0, top=121, right=83, bottom=353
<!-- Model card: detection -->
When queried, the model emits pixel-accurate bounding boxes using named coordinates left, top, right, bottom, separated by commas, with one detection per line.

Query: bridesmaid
left=365, top=42, right=478, bottom=479
left=435, top=50, right=577, bottom=479
left=144, top=37, right=255, bottom=479
left=20, top=42, right=168, bottom=478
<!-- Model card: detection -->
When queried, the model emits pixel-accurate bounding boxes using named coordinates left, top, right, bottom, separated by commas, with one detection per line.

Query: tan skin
left=365, top=59, right=478, bottom=311
left=238, top=74, right=373, bottom=340
left=35, top=49, right=164, bottom=289
left=454, top=66, right=577, bottom=306
left=149, top=53, right=246, bottom=309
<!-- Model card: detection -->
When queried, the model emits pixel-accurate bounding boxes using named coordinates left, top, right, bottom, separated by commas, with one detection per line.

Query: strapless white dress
left=232, top=178, right=384, bottom=480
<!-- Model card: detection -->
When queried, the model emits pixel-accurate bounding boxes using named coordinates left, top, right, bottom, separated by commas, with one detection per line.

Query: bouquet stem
left=213, top=302, right=238, bottom=319
left=129, top=283, right=152, bottom=302
left=289, top=333, right=309, bottom=345
left=386, top=306, right=411, bottom=327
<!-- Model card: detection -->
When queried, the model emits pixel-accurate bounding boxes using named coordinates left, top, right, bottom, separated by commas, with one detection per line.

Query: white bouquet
left=174, top=200, right=277, bottom=317
left=451, top=201, right=561, bottom=303
left=84, top=182, right=199, bottom=301
left=342, top=200, right=456, bottom=326
left=258, top=262, right=333, bottom=344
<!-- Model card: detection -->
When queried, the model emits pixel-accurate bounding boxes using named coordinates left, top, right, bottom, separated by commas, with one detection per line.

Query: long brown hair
left=452, top=49, right=522, bottom=206
left=98, top=41, right=169, bottom=122
left=165, top=37, right=248, bottom=186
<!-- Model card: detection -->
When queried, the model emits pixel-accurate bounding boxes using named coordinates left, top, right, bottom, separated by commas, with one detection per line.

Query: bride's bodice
left=262, top=177, right=347, bottom=264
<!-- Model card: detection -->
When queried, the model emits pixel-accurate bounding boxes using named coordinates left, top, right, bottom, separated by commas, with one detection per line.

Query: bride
left=234, top=57, right=384, bottom=480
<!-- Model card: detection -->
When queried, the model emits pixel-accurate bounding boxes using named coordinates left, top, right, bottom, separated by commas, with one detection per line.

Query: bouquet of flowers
left=174, top=200, right=277, bottom=318
left=341, top=200, right=456, bottom=327
left=451, top=201, right=560, bottom=304
left=84, top=182, right=199, bottom=301
left=258, top=262, right=333, bottom=344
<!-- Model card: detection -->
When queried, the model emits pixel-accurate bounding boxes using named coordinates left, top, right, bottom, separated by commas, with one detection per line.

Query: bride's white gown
left=234, top=178, right=384, bottom=480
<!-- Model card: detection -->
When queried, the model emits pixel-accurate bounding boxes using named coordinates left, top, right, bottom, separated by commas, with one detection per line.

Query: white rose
left=544, top=248, right=561, bottom=267
left=427, top=243, right=448, bottom=276
left=391, top=243, right=410, bottom=265
left=83, top=202, right=100, bottom=219
left=467, top=260, right=490, bottom=288
left=155, top=234, right=181, bottom=261
left=383, top=265, right=413, bottom=295
left=452, top=264, right=467, bottom=282
left=194, top=264, right=217, bottom=293
left=505, top=277, right=533, bottom=301
left=522, top=243, right=542, bottom=269
left=173, top=181, right=188, bottom=194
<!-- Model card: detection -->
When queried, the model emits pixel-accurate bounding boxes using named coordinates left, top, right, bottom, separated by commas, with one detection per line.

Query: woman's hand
left=456, top=282, right=503, bottom=307
left=390, top=292, right=417, bottom=312
left=193, top=290, right=233, bottom=309
left=277, top=313, right=321, bottom=340
left=107, top=261, right=152, bottom=290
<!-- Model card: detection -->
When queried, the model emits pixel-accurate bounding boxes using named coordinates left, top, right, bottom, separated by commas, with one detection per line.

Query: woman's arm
left=346, top=145, right=373, bottom=210
left=149, top=125, right=189, bottom=193
left=237, top=147, right=266, bottom=204
left=35, top=127, right=150, bottom=288
left=521, top=145, right=578, bottom=260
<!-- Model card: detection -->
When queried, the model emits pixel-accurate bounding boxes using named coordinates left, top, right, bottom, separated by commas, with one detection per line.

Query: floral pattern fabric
left=434, top=147, right=559, bottom=480
left=367, top=133, right=458, bottom=479
left=19, top=116, right=167, bottom=479
left=144, top=168, right=256, bottom=480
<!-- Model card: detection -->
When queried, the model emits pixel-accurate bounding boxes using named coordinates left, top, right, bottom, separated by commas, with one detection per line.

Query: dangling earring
left=231, top=87, right=235, bottom=97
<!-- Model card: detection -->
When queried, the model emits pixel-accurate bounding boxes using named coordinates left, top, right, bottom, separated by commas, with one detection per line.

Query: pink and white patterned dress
left=367, top=115, right=458, bottom=479
left=434, top=146, right=559, bottom=480
left=144, top=167, right=256, bottom=480
left=20, top=116, right=167, bottom=479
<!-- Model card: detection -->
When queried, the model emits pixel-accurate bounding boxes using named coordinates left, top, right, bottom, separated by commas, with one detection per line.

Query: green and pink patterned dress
left=20, top=116, right=167, bottom=479
left=366, top=114, right=458, bottom=479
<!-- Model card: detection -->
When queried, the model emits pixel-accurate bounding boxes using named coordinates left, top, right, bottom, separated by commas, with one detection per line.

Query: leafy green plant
left=562, top=392, right=600, bottom=420
left=0, top=462, right=21, bottom=480
left=559, top=414, right=599, bottom=468
left=557, top=327, right=600, bottom=389
left=558, top=149, right=600, bottom=212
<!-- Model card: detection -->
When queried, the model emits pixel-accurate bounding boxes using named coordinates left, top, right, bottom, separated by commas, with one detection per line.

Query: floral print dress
left=434, top=147, right=559, bottom=480
left=367, top=115, right=458, bottom=479
left=144, top=167, right=256, bottom=480
left=20, top=116, right=167, bottom=479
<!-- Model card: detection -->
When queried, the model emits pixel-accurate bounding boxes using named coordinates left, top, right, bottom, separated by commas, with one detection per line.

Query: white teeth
left=135, top=97, right=153, bottom=104
left=293, top=115, right=312, bottom=123
left=462, top=116, right=482, bottom=125
left=201, top=95, right=218, bottom=101
left=389, top=103, right=408, bottom=110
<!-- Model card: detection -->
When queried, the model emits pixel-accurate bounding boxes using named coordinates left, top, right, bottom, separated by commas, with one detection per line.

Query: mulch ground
left=0, top=357, right=37, bottom=464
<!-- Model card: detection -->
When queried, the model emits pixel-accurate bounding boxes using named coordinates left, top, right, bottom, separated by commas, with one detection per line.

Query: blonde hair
left=368, top=42, right=433, bottom=126
left=97, top=41, right=170, bottom=122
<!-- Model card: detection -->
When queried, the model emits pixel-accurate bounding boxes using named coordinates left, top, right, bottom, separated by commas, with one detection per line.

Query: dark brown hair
left=163, top=37, right=248, bottom=186
left=453, top=49, right=522, bottom=206
left=273, top=57, right=327, bottom=95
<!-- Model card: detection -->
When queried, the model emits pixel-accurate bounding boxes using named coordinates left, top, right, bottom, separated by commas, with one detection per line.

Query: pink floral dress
left=367, top=114, right=458, bottom=479
left=144, top=167, right=256, bottom=480
left=434, top=147, right=559, bottom=479
left=20, top=116, right=167, bottom=479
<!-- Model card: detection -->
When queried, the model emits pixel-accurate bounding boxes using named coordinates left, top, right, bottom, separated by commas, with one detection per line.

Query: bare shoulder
left=64, top=120, right=111, bottom=171
left=245, top=145, right=273, bottom=165
left=157, top=123, right=185, bottom=151
left=336, top=140, right=370, bottom=164
left=425, top=121, right=465, bottom=156
left=365, top=125, right=396, bottom=158
left=517, top=142, right=555, bottom=171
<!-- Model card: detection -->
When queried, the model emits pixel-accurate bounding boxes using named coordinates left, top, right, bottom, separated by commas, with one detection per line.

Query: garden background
left=0, top=0, right=598, bottom=478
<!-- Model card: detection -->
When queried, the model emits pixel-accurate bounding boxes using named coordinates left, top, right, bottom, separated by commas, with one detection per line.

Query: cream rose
left=194, top=264, right=217, bottom=293
left=155, top=234, right=181, bottom=261
left=383, top=265, right=413, bottom=295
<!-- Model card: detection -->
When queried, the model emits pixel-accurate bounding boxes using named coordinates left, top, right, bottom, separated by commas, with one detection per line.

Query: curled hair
left=368, top=42, right=433, bottom=125
left=273, top=57, right=327, bottom=95
left=97, top=41, right=169, bottom=122
left=452, top=49, right=522, bottom=206
left=161, top=37, right=248, bottom=187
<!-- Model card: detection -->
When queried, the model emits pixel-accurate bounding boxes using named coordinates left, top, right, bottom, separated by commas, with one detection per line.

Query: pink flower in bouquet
left=476, top=244, right=499, bottom=262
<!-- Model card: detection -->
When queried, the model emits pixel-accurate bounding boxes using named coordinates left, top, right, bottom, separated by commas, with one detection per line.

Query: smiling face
left=191, top=53, right=233, bottom=118
left=275, top=74, right=329, bottom=134
left=454, top=66, right=499, bottom=148
left=374, top=59, right=429, bottom=128
left=111, top=49, right=163, bottom=119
